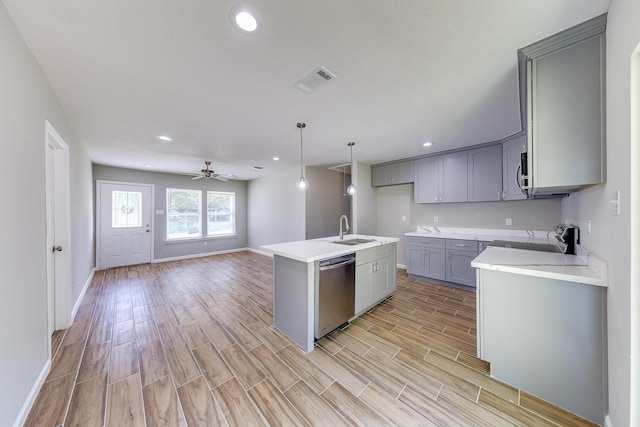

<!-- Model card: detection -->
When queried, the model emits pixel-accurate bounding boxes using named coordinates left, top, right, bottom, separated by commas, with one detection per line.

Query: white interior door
left=44, top=121, right=72, bottom=336
left=98, top=181, right=152, bottom=269
left=45, top=142, right=56, bottom=337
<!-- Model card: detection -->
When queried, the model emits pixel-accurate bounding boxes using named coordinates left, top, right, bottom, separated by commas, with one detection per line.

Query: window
left=166, top=189, right=236, bottom=241
left=112, top=191, right=142, bottom=228
left=207, top=191, right=235, bottom=236
left=166, top=188, right=202, bottom=240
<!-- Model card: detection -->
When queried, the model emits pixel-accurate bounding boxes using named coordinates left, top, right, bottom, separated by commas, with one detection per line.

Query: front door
left=98, top=181, right=152, bottom=269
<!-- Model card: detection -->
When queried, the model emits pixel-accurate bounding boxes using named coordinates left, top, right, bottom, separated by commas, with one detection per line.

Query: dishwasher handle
left=319, top=258, right=356, bottom=271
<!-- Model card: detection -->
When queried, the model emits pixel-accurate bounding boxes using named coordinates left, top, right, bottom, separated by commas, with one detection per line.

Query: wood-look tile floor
left=25, top=251, right=598, bottom=427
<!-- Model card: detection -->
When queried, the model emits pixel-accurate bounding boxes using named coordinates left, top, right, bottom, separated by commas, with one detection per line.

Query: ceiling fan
left=192, top=161, right=229, bottom=182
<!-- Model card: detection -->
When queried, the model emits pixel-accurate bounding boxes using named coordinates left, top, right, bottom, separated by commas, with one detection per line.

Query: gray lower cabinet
left=477, top=241, right=491, bottom=253
left=406, top=237, right=446, bottom=281
left=467, top=145, right=503, bottom=202
left=371, top=160, right=414, bottom=187
left=408, top=237, right=478, bottom=287
left=477, top=269, right=606, bottom=424
left=355, top=244, right=396, bottom=316
left=445, top=239, right=479, bottom=287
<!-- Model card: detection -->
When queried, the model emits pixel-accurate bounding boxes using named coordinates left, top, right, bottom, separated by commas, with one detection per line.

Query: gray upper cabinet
left=521, top=14, right=606, bottom=196
left=467, top=145, right=503, bottom=202
left=502, top=135, right=528, bottom=200
left=371, top=160, right=415, bottom=187
left=440, top=151, right=468, bottom=203
left=414, top=157, right=440, bottom=203
left=415, top=152, right=467, bottom=203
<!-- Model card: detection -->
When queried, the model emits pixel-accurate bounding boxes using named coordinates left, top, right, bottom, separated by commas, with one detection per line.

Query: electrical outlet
left=433, top=216, right=439, bottom=223
left=401, top=215, right=406, bottom=222
left=506, top=218, right=512, bottom=226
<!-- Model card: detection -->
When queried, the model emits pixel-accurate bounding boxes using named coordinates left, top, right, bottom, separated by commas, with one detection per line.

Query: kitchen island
left=260, top=235, right=399, bottom=352
left=472, top=246, right=607, bottom=424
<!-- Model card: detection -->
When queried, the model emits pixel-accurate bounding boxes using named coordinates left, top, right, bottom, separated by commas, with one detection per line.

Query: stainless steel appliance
left=315, top=253, right=356, bottom=339
left=489, top=224, right=580, bottom=255
left=554, top=224, right=579, bottom=255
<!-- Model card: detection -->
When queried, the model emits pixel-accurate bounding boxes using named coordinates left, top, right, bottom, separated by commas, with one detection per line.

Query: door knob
left=53, top=246, right=62, bottom=252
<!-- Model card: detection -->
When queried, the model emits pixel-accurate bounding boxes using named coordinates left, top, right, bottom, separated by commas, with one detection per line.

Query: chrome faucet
left=339, top=215, right=350, bottom=240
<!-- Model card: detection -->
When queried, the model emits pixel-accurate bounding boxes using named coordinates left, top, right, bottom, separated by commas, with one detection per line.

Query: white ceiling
left=4, top=0, right=610, bottom=180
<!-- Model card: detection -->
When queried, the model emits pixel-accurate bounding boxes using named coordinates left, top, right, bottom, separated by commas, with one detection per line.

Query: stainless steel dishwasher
left=315, top=253, right=356, bottom=339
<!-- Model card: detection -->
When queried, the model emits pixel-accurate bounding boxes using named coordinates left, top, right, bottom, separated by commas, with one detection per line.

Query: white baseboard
left=396, top=263, right=407, bottom=270
left=604, top=414, right=613, bottom=427
left=153, top=247, right=248, bottom=263
left=13, top=359, right=51, bottom=427
left=71, top=267, right=95, bottom=321
left=248, top=247, right=273, bottom=257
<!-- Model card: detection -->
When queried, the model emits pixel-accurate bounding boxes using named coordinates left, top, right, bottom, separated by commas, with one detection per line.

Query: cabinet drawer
left=407, top=237, right=445, bottom=249
left=357, top=243, right=394, bottom=265
left=446, top=239, right=478, bottom=253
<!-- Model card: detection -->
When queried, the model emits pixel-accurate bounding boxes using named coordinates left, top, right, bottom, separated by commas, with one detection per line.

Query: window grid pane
left=112, top=191, right=142, bottom=228
left=207, top=191, right=235, bottom=236
left=166, top=188, right=202, bottom=240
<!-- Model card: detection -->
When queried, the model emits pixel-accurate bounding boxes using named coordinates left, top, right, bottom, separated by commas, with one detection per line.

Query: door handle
left=53, top=246, right=62, bottom=252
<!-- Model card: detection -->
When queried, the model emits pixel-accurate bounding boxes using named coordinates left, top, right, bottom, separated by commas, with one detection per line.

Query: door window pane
left=167, top=188, right=202, bottom=239
left=207, top=192, right=235, bottom=236
left=112, top=191, right=142, bottom=228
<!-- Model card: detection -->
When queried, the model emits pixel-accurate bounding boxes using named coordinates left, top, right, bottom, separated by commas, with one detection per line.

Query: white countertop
left=471, top=246, right=607, bottom=287
left=260, top=234, right=400, bottom=263
left=405, top=226, right=556, bottom=245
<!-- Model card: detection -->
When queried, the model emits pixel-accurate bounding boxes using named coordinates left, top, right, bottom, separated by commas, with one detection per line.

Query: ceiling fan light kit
left=192, top=161, right=229, bottom=182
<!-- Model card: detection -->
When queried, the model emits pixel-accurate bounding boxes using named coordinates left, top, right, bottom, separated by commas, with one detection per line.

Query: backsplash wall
left=376, top=184, right=563, bottom=266
left=410, top=196, right=562, bottom=231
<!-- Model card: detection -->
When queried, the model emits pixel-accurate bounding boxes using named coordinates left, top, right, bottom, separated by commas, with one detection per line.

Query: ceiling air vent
left=293, top=66, right=336, bottom=94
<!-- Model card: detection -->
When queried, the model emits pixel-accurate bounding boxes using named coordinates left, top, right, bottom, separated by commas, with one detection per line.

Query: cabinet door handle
left=455, top=244, right=467, bottom=247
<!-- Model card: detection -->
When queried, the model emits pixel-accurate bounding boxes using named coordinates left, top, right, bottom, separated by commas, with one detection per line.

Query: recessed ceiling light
left=156, top=135, right=173, bottom=142
left=423, top=142, right=433, bottom=147
left=144, top=164, right=153, bottom=168
left=230, top=6, right=260, bottom=33
left=273, top=156, right=280, bottom=161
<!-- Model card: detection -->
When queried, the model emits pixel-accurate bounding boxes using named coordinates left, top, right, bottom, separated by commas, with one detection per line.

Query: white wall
left=561, top=1, right=639, bottom=424
left=93, top=165, right=248, bottom=261
left=305, top=167, right=351, bottom=239
left=0, top=3, right=94, bottom=424
left=353, top=162, right=378, bottom=235
left=376, top=183, right=562, bottom=265
left=247, top=166, right=305, bottom=249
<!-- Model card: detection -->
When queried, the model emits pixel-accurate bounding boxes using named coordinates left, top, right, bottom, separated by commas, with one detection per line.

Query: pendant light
left=296, top=122, right=309, bottom=191
left=346, top=142, right=356, bottom=195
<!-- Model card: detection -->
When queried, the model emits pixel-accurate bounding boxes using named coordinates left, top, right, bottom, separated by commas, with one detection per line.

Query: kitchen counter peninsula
left=260, top=235, right=399, bottom=352
left=472, top=246, right=607, bottom=424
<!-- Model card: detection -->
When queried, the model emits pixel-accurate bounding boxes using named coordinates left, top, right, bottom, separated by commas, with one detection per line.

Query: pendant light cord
left=297, top=122, right=307, bottom=183
left=300, top=126, right=304, bottom=177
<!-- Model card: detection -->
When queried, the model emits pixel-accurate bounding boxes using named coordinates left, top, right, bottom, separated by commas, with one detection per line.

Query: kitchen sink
left=331, top=238, right=376, bottom=246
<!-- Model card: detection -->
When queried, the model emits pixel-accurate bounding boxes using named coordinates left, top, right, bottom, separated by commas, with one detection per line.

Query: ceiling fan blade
left=192, top=175, right=204, bottom=180
left=213, top=175, right=229, bottom=182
